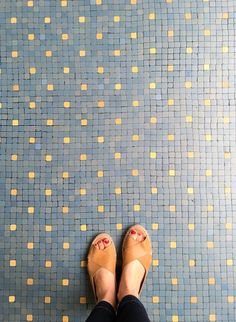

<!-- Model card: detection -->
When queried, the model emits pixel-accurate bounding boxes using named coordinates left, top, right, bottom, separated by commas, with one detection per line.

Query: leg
left=117, top=295, right=150, bottom=322
left=86, top=300, right=116, bottom=322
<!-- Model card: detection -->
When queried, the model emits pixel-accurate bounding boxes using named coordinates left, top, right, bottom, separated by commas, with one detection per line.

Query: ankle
left=117, top=287, right=139, bottom=303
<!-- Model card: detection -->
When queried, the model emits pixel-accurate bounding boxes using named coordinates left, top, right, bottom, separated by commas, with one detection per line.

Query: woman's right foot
left=117, top=228, right=146, bottom=302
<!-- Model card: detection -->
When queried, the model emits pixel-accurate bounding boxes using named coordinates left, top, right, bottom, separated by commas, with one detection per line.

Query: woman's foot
left=117, top=228, right=146, bottom=302
left=92, top=237, right=116, bottom=308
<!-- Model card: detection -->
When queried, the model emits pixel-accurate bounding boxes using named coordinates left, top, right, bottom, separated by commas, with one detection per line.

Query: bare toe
left=130, top=229, right=138, bottom=240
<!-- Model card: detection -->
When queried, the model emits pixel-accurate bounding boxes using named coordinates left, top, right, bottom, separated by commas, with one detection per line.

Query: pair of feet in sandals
left=88, top=225, right=152, bottom=309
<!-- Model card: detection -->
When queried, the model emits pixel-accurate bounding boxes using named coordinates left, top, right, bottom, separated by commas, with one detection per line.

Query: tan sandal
left=122, top=224, right=152, bottom=295
left=87, top=233, right=117, bottom=303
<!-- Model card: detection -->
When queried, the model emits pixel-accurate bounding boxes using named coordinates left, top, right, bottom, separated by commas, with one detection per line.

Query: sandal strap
left=88, top=242, right=116, bottom=276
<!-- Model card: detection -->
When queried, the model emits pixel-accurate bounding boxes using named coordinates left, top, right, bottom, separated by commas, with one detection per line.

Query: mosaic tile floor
left=1, top=0, right=236, bottom=321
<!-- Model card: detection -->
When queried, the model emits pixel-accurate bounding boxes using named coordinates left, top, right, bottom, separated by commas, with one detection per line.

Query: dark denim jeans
left=85, top=295, right=150, bottom=322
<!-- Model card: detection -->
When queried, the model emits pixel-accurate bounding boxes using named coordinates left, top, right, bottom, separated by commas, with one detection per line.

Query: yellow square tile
left=225, top=222, right=232, bottom=229
left=28, top=171, right=35, bottom=179
left=11, top=51, right=18, bottom=58
left=152, top=223, right=158, bottom=230
left=29, top=137, right=36, bottom=144
left=152, top=296, right=159, bottom=303
left=63, top=137, right=70, bottom=144
left=97, top=136, right=104, bottom=143
left=11, top=154, right=18, bottom=161
left=27, top=242, right=34, bottom=249
left=64, top=101, right=71, bottom=108
left=169, top=205, right=176, bottom=212
left=47, top=84, right=54, bottom=91
left=204, top=64, right=210, bottom=70
left=45, top=225, right=52, bottom=232
left=149, top=48, right=157, bottom=54
left=113, top=16, right=120, bottom=22
left=80, top=260, right=87, bottom=267
left=170, top=241, right=176, bottom=248
left=62, top=316, right=69, bottom=322
left=44, top=296, right=51, bottom=304
left=168, top=134, right=174, bottom=141
left=10, top=259, right=16, bottom=267
left=81, top=119, right=87, bottom=126
left=12, top=84, right=19, bottom=91
left=224, top=152, right=231, bottom=159
left=168, top=30, right=174, bottom=37
left=62, top=206, right=69, bottom=214
left=79, top=16, right=86, bottom=23
left=97, top=66, right=104, bottom=74
left=113, top=50, right=121, bottom=56
left=45, top=155, right=52, bottom=162
left=115, top=83, right=122, bottom=90
left=10, top=189, right=17, bottom=196
left=222, top=12, right=229, bottom=19
left=115, top=118, right=122, bottom=125
left=187, top=187, right=193, bottom=194
left=80, top=188, right=86, bottom=195
left=80, top=296, right=87, bottom=304
left=204, top=29, right=211, bottom=36
left=187, top=151, right=194, bottom=158
left=116, top=223, right=122, bottom=230
left=44, top=16, right=51, bottom=23
left=132, top=66, right=139, bottom=73
left=62, top=279, right=69, bottom=286
left=45, top=50, right=52, bottom=57
left=97, top=100, right=105, bottom=108
left=130, top=32, right=137, bottom=39
left=185, top=81, right=192, bottom=88
left=79, top=50, right=86, bottom=57
left=29, top=101, right=36, bottom=109
left=26, top=314, right=33, bottom=321
left=208, top=277, right=215, bottom=285
left=80, top=154, right=87, bottom=161
left=228, top=296, right=234, bottom=303
left=185, top=13, right=192, bottom=20
left=223, top=116, right=230, bottom=124
left=96, top=33, right=103, bottom=40
left=226, top=259, right=233, bottom=266
left=188, top=224, right=195, bottom=230
left=151, top=187, right=158, bottom=194
left=204, top=99, right=211, bottom=106
left=115, top=187, right=122, bottom=194
left=132, top=100, right=139, bottom=107
left=222, top=81, right=229, bottom=88
left=62, top=172, right=69, bottom=178
left=45, top=189, right=52, bottom=196
left=63, top=242, right=70, bottom=249
left=27, top=0, right=34, bottom=6
left=130, top=0, right=137, bottom=4
left=61, top=0, right=67, bottom=6
left=150, top=152, right=156, bottom=158
left=81, top=84, right=87, bottom=91
left=63, top=67, right=70, bottom=74
left=27, top=278, right=34, bottom=285
left=97, top=170, right=104, bottom=177
left=209, top=315, right=216, bottom=321
left=47, top=119, right=54, bottom=126
left=169, top=169, right=175, bottom=176
left=10, top=17, right=17, bottom=24
left=186, top=47, right=193, bottom=54
left=189, top=259, right=195, bottom=267
left=191, top=296, right=198, bottom=303
left=168, top=64, right=174, bottom=72
left=150, top=116, right=157, bottom=123
left=28, top=34, right=35, bottom=40
left=62, top=33, right=69, bottom=40
left=171, top=278, right=178, bottom=285
left=222, top=46, right=229, bottom=53
left=98, top=205, right=104, bottom=212
left=205, top=134, right=212, bottom=141
left=28, top=207, right=34, bottom=214
left=185, top=115, right=192, bottom=123
left=207, top=241, right=214, bottom=249
left=114, top=152, right=121, bottom=159
left=149, top=82, right=156, bottom=89
left=205, top=169, right=212, bottom=176
left=132, top=169, right=139, bottom=176
left=9, top=296, right=15, bottom=303
left=96, top=0, right=102, bottom=4
left=168, top=99, right=174, bottom=106
left=207, top=205, right=214, bottom=212
left=12, top=119, right=19, bottom=126
left=152, top=259, right=159, bottom=266
left=10, top=224, right=17, bottom=231
left=45, top=260, right=52, bottom=268
left=133, top=204, right=140, bottom=211
left=172, top=316, right=178, bottom=322
left=149, top=13, right=155, bottom=20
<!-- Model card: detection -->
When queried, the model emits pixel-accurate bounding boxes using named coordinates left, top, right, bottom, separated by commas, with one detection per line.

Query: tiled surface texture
left=1, top=0, right=236, bottom=321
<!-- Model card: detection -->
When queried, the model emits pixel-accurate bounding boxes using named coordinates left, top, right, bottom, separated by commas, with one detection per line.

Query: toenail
left=130, top=229, right=136, bottom=235
left=104, top=238, right=109, bottom=244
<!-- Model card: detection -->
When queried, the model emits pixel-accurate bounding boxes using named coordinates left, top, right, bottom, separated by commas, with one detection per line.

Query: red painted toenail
left=104, top=239, right=109, bottom=243
left=130, top=229, right=136, bottom=235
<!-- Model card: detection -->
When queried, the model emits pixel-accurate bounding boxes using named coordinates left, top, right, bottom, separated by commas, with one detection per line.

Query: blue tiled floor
left=1, top=0, right=236, bottom=321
